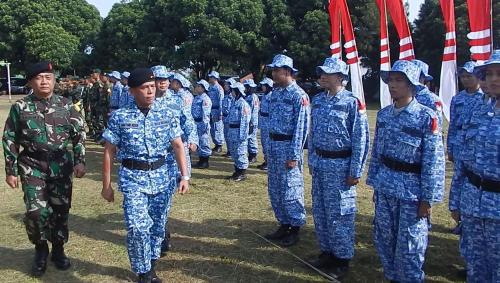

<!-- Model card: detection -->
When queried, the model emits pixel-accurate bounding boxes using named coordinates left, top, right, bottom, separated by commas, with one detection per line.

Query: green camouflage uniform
left=89, top=81, right=104, bottom=136
left=2, top=93, right=85, bottom=245
left=100, top=82, right=112, bottom=127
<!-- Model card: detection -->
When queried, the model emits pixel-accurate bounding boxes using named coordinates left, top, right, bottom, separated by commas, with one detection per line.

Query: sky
left=86, top=0, right=425, bottom=21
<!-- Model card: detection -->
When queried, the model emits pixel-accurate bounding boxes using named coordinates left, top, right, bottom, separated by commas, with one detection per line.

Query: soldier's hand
left=178, top=180, right=189, bottom=195
left=6, top=175, right=18, bottom=189
left=346, top=176, right=360, bottom=186
left=189, top=143, right=198, bottom=153
left=101, top=186, right=114, bottom=202
left=417, top=201, right=432, bottom=219
left=451, top=210, right=460, bottom=224
left=286, top=160, right=297, bottom=169
left=74, top=164, right=86, bottom=178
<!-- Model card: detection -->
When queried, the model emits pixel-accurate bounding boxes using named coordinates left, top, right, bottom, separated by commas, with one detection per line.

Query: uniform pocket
left=339, top=189, right=357, bottom=215
left=396, top=135, right=421, bottom=159
left=407, top=219, right=428, bottom=255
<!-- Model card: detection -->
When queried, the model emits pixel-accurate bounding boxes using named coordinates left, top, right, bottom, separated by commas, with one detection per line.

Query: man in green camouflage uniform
left=99, top=74, right=112, bottom=130
left=89, top=70, right=105, bottom=140
left=2, top=61, right=86, bottom=277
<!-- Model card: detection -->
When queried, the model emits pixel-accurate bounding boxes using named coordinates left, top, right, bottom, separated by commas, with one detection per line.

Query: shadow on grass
left=0, top=246, right=134, bottom=282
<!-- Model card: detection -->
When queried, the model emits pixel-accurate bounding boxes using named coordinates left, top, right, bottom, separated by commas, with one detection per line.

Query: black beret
left=128, top=68, right=155, bottom=88
left=26, top=61, right=54, bottom=80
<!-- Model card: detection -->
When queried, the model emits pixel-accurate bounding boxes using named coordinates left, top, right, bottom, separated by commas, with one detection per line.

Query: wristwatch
left=180, top=175, right=190, bottom=181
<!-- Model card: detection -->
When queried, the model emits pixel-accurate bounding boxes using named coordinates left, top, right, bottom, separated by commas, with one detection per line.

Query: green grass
left=0, top=96, right=464, bottom=282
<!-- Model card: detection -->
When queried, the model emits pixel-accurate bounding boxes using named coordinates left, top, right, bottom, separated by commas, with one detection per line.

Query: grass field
left=0, top=96, right=465, bottom=283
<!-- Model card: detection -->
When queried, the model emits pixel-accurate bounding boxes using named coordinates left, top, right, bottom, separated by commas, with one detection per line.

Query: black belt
left=316, top=149, right=352, bottom=159
left=110, top=107, right=119, bottom=110
left=23, top=149, right=67, bottom=160
left=464, top=168, right=500, bottom=193
left=229, top=124, right=240, bottom=128
left=194, top=117, right=203, bottom=122
left=122, top=157, right=166, bottom=171
left=223, top=113, right=229, bottom=117
left=270, top=133, right=293, bottom=141
left=211, top=106, right=220, bottom=110
left=381, top=155, right=421, bottom=174
left=259, top=111, right=269, bottom=117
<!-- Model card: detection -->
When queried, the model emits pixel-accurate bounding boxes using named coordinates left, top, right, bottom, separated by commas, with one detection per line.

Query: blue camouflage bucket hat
left=412, top=59, right=433, bottom=82
left=316, top=57, right=349, bottom=80
left=196, top=79, right=210, bottom=91
left=474, top=50, right=500, bottom=80
left=243, top=79, right=257, bottom=88
left=230, top=82, right=246, bottom=96
left=381, top=60, right=421, bottom=87
left=151, top=65, right=170, bottom=79
left=259, top=77, right=274, bottom=88
left=170, top=73, right=191, bottom=88
left=121, top=71, right=130, bottom=79
left=109, top=71, right=121, bottom=80
left=267, top=54, right=298, bottom=73
left=208, top=71, right=220, bottom=79
left=458, top=61, right=478, bottom=75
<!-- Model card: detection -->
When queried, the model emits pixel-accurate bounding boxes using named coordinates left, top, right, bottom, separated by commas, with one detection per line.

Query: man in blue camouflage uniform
left=208, top=71, right=225, bottom=153
left=119, top=71, right=132, bottom=108
left=243, top=79, right=260, bottom=164
left=226, top=82, right=251, bottom=181
left=169, top=73, right=198, bottom=176
left=307, top=57, right=369, bottom=278
left=192, top=80, right=212, bottom=169
left=456, top=51, right=500, bottom=283
left=101, top=68, right=190, bottom=283
left=222, top=78, right=236, bottom=157
left=264, top=54, right=310, bottom=247
left=412, top=59, right=444, bottom=131
left=108, top=71, right=123, bottom=112
left=257, top=78, right=273, bottom=170
left=367, top=60, right=445, bottom=282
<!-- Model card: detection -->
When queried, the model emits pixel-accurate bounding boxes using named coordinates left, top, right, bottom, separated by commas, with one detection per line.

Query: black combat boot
left=248, top=153, right=257, bottom=164
left=328, top=257, right=350, bottom=279
left=280, top=226, right=300, bottom=247
left=308, top=251, right=336, bottom=269
left=150, top=260, right=162, bottom=283
left=212, top=145, right=222, bottom=153
left=51, top=240, right=71, bottom=270
left=194, top=156, right=209, bottom=169
left=137, top=270, right=153, bottom=283
left=264, top=224, right=290, bottom=240
left=160, top=230, right=171, bottom=257
left=232, top=169, right=247, bottom=182
left=32, top=241, right=49, bottom=277
left=257, top=161, right=268, bottom=170
left=224, top=151, right=231, bottom=158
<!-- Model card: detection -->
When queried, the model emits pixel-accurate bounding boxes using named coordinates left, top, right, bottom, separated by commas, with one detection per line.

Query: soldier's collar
left=392, top=98, right=418, bottom=114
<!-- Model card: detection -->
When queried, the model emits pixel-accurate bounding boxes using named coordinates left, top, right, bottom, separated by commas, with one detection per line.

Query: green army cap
left=92, top=68, right=102, bottom=74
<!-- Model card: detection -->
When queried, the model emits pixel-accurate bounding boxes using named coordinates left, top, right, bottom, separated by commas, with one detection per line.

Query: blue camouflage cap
left=412, top=59, right=433, bottom=82
left=474, top=49, right=500, bottom=80
left=458, top=61, right=478, bottom=75
left=243, top=79, right=257, bottom=88
left=259, top=77, right=274, bottom=88
left=151, top=65, right=170, bottom=79
left=230, top=82, right=246, bottom=96
left=316, top=57, right=349, bottom=79
left=208, top=71, right=220, bottom=79
left=109, top=71, right=121, bottom=80
left=225, top=77, right=237, bottom=85
left=196, top=79, right=210, bottom=91
left=267, top=54, right=298, bottom=73
left=121, top=71, right=130, bottom=79
left=381, top=60, right=421, bottom=87
left=170, top=73, right=191, bottom=88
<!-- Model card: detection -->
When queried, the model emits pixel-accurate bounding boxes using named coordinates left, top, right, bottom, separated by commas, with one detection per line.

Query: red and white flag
left=439, top=0, right=458, bottom=121
left=466, top=0, right=492, bottom=62
left=386, top=0, right=415, bottom=60
left=376, top=0, right=392, bottom=108
left=328, top=0, right=366, bottom=104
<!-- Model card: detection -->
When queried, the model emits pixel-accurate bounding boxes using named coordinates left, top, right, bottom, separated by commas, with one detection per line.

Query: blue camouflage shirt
left=110, top=81, right=123, bottom=109
left=103, top=101, right=181, bottom=194
left=171, top=89, right=198, bottom=145
left=367, top=98, right=445, bottom=203
left=227, top=97, right=251, bottom=141
left=258, top=91, right=271, bottom=130
left=415, top=85, right=444, bottom=131
left=245, top=92, right=260, bottom=129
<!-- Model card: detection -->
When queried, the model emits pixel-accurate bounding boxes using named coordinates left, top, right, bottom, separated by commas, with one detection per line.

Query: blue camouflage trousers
left=228, top=128, right=248, bottom=169
left=196, top=122, right=212, bottom=157
left=183, top=141, right=191, bottom=176
left=312, top=158, right=356, bottom=259
left=223, top=120, right=230, bottom=153
left=210, top=118, right=224, bottom=146
left=267, top=140, right=306, bottom=227
left=123, top=189, right=170, bottom=274
left=260, top=127, right=270, bottom=160
left=461, top=214, right=500, bottom=283
left=247, top=124, right=258, bottom=154
left=373, top=191, right=428, bottom=282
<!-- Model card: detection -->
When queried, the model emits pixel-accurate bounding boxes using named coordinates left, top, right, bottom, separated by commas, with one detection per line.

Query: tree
left=0, top=0, right=101, bottom=73
left=23, top=23, right=80, bottom=70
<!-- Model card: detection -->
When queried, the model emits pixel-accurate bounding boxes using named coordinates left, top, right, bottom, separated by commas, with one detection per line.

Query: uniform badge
left=435, top=101, right=443, bottom=112
left=357, top=98, right=367, bottom=114
left=301, top=96, right=310, bottom=106
left=431, top=117, right=439, bottom=134
left=242, top=106, right=250, bottom=116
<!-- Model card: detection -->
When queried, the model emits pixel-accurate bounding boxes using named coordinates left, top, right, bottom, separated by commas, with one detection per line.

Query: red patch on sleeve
left=242, top=106, right=250, bottom=116
left=203, top=100, right=208, bottom=106
left=356, top=98, right=367, bottom=114
left=431, top=117, right=439, bottom=134
left=435, top=101, right=443, bottom=112
left=301, top=96, right=310, bottom=106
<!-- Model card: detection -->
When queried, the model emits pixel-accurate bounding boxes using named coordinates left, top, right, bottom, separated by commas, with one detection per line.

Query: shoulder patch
left=242, top=106, right=250, bottom=116
left=356, top=98, right=367, bottom=114
left=431, top=116, right=439, bottom=135
left=301, top=96, right=310, bottom=106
